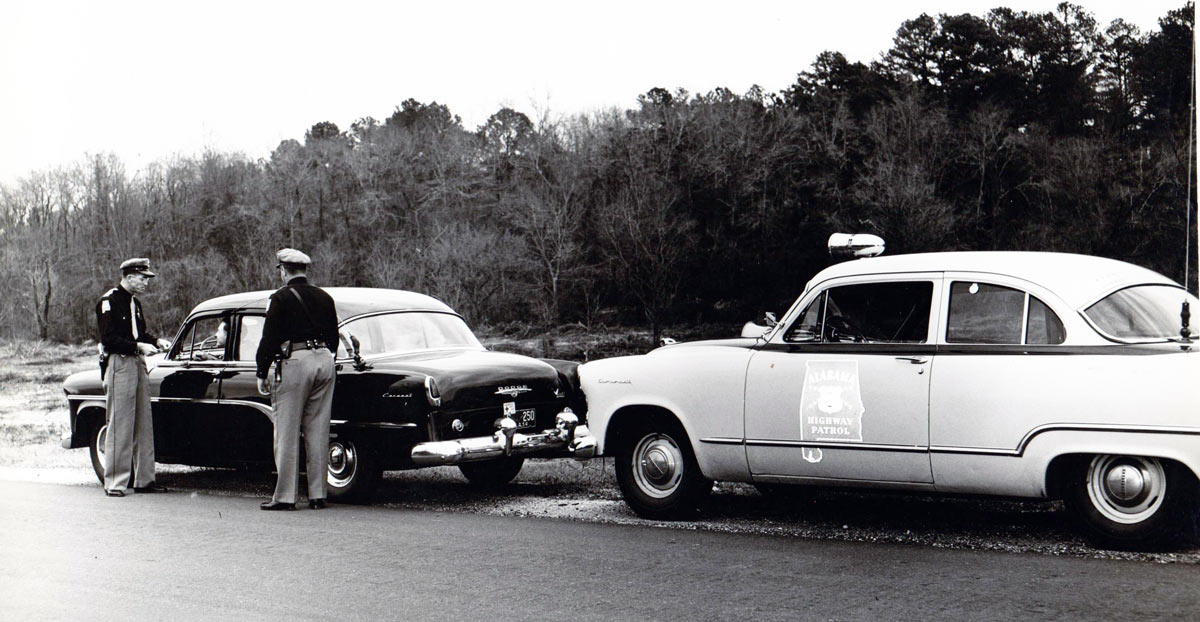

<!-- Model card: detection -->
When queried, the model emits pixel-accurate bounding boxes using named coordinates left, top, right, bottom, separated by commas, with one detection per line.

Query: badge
left=799, top=360, right=864, bottom=442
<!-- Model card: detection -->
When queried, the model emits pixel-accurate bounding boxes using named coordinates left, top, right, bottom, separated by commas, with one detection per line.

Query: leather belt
left=290, top=340, right=328, bottom=351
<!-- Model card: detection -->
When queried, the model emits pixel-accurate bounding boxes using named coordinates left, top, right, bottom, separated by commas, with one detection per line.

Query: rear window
left=1085, top=285, right=1196, bottom=342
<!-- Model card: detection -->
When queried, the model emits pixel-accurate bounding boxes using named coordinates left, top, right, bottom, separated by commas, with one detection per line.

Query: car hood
left=649, top=337, right=761, bottom=354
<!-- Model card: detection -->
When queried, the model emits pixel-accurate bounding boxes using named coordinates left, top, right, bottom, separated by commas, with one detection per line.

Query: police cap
left=275, top=248, right=311, bottom=270
left=120, top=258, right=156, bottom=277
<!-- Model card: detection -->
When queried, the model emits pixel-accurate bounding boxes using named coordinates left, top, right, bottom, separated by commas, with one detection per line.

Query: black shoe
left=260, top=501, right=296, bottom=511
left=308, top=499, right=327, bottom=509
left=134, top=482, right=169, bottom=493
left=105, top=489, right=125, bottom=497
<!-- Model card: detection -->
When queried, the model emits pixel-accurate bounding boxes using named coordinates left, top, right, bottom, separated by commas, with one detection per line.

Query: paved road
left=1, top=481, right=1197, bottom=621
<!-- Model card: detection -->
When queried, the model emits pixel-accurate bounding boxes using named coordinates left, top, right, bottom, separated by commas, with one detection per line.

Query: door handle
left=895, top=356, right=929, bottom=364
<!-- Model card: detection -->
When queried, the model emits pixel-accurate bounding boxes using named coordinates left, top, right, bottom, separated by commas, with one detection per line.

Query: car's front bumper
left=411, top=410, right=597, bottom=466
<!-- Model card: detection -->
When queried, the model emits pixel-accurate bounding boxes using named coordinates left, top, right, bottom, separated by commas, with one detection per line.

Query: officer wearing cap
left=96, top=258, right=172, bottom=497
left=255, top=249, right=339, bottom=511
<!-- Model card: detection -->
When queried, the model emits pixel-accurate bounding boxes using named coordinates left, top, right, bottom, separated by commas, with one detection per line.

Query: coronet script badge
left=494, top=385, right=532, bottom=398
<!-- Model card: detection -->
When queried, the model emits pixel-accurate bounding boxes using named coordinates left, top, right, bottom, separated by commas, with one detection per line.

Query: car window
left=783, top=292, right=825, bottom=342
left=234, top=315, right=265, bottom=362
left=816, top=281, right=933, bottom=344
left=338, top=312, right=483, bottom=357
left=172, top=316, right=228, bottom=362
left=947, top=282, right=1065, bottom=345
left=1085, top=284, right=1196, bottom=342
left=1026, top=296, right=1066, bottom=345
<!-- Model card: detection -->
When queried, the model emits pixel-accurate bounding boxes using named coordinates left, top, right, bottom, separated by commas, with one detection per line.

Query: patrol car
left=578, top=234, right=1200, bottom=549
left=63, top=288, right=595, bottom=502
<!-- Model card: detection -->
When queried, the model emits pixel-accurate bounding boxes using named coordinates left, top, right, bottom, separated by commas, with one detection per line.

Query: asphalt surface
left=2, top=480, right=1198, bottom=622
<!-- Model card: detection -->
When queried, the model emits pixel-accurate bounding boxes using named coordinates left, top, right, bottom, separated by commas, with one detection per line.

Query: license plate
left=516, top=408, right=537, bottom=429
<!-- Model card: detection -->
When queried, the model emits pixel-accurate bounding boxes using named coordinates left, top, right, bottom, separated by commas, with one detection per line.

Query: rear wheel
left=326, top=438, right=380, bottom=503
left=88, top=422, right=107, bottom=485
left=459, top=456, right=525, bottom=489
left=1064, top=455, right=1199, bottom=550
left=615, top=419, right=711, bottom=519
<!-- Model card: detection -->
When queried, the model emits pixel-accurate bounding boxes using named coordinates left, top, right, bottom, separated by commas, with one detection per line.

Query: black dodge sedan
left=62, top=288, right=595, bottom=502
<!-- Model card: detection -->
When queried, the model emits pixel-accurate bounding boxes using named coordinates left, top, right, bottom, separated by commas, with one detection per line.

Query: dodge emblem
left=494, top=385, right=532, bottom=398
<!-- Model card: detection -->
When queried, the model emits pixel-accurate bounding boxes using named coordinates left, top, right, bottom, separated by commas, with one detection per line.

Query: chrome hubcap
left=95, top=425, right=107, bottom=459
left=1087, top=455, right=1165, bottom=524
left=327, top=442, right=357, bottom=488
left=631, top=433, right=683, bottom=499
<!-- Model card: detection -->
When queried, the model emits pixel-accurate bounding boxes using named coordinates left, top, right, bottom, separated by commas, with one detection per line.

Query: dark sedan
left=62, top=288, right=595, bottom=501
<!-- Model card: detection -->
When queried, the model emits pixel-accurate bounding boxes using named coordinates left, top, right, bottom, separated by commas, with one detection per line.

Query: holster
left=274, top=341, right=290, bottom=383
left=98, top=345, right=109, bottom=377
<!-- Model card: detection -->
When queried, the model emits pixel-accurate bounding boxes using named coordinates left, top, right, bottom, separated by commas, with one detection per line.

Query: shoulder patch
left=100, top=300, right=111, bottom=313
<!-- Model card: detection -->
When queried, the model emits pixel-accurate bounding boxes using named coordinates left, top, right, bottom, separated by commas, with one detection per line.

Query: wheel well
left=1045, top=453, right=1200, bottom=500
left=1045, top=454, right=1087, bottom=500
left=74, top=405, right=107, bottom=449
left=605, top=405, right=685, bottom=453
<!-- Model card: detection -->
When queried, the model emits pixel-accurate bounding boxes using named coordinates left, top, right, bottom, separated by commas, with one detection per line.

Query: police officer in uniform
left=96, top=258, right=172, bottom=497
left=256, top=249, right=339, bottom=510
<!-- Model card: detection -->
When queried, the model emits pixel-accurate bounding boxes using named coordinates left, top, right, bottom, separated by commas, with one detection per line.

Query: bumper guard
left=411, top=409, right=597, bottom=466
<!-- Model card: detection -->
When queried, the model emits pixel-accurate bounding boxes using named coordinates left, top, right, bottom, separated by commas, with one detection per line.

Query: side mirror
left=763, top=312, right=777, bottom=327
left=741, top=322, right=768, bottom=339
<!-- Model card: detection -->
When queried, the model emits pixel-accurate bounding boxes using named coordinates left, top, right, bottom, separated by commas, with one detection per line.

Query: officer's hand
left=156, top=338, right=172, bottom=351
left=136, top=343, right=158, bottom=356
left=257, top=376, right=272, bottom=396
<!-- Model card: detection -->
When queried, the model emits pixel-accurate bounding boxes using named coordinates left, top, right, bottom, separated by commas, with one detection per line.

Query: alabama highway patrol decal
left=799, top=360, right=864, bottom=442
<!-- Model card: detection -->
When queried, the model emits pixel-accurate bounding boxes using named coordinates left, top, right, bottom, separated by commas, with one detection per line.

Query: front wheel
left=459, top=456, right=525, bottom=489
left=88, top=422, right=107, bottom=485
left=326, top=439, right=380, bottom=503
left=1064, top=455, right=1199, bottom=550
left=615, top=420, right=711, bottom=520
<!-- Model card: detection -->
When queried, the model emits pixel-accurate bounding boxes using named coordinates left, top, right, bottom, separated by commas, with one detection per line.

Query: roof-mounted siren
left=828, top=233, right=885, bottom=259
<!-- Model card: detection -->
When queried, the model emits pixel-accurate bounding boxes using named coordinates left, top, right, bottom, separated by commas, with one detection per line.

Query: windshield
left=337, top=312, right=483, bottom=357
left=1084, top=285, right=1196, bottom=342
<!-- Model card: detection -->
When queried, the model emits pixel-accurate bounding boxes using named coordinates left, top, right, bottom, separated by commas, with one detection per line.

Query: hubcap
left=95, top=425, right=108, bottom=458
left=327, top=442, right=358, bottom=488
left=1086, top=455, right=1166, bottom=524
left=631, top=433, right=684, bottom=499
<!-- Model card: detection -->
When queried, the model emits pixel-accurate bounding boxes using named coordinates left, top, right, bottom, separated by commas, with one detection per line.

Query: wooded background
left=1, top=3, right=1194, bottom=343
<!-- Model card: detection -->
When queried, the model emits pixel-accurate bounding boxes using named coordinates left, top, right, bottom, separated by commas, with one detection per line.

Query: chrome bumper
left=411, top=409, right=597, bottom=466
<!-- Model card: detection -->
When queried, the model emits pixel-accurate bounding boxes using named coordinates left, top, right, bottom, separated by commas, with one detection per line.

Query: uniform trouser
left=103, top=353, right=155, bottom=491
left=270, top=348, right=335, bottom=504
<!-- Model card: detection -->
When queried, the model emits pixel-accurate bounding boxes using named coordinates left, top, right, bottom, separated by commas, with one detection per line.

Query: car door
left=213, top=312, right=276, bottom=465
left=151, top=314, right=229, bottom=461
left=744, top=274, right=941, bottom=485
left=928, top=275, right=1069, bottom=492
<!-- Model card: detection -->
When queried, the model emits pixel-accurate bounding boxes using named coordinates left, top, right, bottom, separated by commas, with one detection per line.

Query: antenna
left=1183, top=22, right=1197, bottom=346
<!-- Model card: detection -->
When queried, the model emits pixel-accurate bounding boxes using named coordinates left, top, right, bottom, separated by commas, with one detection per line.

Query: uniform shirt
left=96, top=284, right=159, bottom=356
left=255, top=276, right=339, bottom=379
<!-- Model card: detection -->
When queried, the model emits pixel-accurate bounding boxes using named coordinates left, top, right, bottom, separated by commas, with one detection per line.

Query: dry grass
left=0, top=339, right=96, bottom=468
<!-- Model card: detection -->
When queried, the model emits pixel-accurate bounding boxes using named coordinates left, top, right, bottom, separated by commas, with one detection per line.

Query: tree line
left=0, top=2, right=1194, bottom=344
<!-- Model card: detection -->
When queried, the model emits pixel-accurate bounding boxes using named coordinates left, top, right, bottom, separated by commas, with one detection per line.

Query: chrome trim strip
left=708, top=424, right=1200, bottom=458
left=931, top=423, right=1200, bottom=457
left=701, top=437, right=929, bottom=453
left=219, top=399, right=274, bottom=416
left=334, top=421, right=419, bottom=430
left=699, top=437, right=745, bottom=445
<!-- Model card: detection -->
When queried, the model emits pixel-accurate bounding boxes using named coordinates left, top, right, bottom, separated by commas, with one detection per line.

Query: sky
left=0, top=0, right=1189, bottom=186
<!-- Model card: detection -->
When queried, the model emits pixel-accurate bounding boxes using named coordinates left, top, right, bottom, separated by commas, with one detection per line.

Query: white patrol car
left=578, top=234, right=1200, bottom=549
